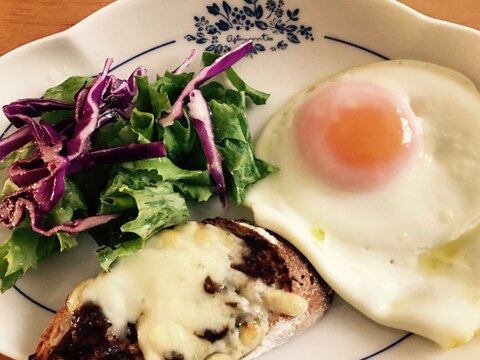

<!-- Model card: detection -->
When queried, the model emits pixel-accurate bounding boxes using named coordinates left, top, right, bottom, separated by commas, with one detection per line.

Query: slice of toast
left=30, top=218, right=333, bottom=360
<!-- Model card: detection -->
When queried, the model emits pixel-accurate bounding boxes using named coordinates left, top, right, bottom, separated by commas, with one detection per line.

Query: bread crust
left=31, top=219, right=333, bottom=360
left=205, top=218, right=333, bottom=360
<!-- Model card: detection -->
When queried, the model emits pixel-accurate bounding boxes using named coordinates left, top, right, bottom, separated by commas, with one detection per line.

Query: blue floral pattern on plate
left=185, top=0, right=314, bottom=55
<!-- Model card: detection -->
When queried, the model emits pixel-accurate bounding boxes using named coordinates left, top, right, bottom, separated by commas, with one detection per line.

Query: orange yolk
left=295, top=81, right=418, bottom=190
left=326, top=102, right=406, bottom=168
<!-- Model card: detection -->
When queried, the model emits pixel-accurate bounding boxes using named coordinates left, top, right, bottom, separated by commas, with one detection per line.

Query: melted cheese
left=68, top=222, right=308, bottom=360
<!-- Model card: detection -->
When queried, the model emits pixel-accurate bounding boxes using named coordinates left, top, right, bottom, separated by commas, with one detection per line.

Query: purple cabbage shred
left=187, top=90, right=227, bottom=207
left=160, top=40, right=253, bottom=127
left=0, top=59, right=159, bottom=235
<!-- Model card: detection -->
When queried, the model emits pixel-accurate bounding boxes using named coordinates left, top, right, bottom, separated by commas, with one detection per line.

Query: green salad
left=0, top=40, right=275, bottom=292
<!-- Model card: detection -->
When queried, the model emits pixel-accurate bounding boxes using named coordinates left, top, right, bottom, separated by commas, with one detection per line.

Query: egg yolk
left=295, top=81, right=418, bottom=190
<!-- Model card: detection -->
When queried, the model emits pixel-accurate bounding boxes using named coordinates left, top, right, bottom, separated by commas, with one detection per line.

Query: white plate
left=1, top=0, right=480, bottom=359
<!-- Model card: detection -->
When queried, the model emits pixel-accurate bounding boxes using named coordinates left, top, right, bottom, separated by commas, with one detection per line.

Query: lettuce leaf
left=44, top=179, right=88, bottom=251
left=122, top=158, right=213, bottom=202
left=154, top=71, right=195, bottom=104
left=202, top=52, right=270, bottom=105
left=134, top=76, right=171, bottom=119
left=97, top=237, right=145, bottom=271
left=120, top=182, right=188, bottom=238
left=91, top=119, right=139, bottom=149
left=42, top=76, right=92, bottom=124
left=1, top=179, right=19, bottom=197
left=0, top=178, right=90, bottom=291
left=99, top=167, right=189, bottom=239
left=0, top=221, right=60, bottom=292
left=209, top=92, right=277, bottom=204
left=0, top=142, right=36, bottom=170
left=43, top=76, right=92, bottom=102
left=47, top=178, right=88, bottom=225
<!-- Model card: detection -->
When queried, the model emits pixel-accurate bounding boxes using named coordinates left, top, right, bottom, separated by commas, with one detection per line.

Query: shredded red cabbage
left=30, top=213, right=120, bottom=237
left=0, top=99, right=75, bottom=161
left=0, top=125, right=32, bottom=161
left=2, top=98, right=74, bottom=128
left=0, top=59, right=156, bottom=235
left=67, top=60, right=146, bottom=159
left=66, top=58, right=113, bottom=159
left=160, top=40, right=253, bottom=127
left=101, top=64, right=146, bottom=114
left=187, top=89, right=227, bottom=207
left=8, top=157, right=49, bottom=187
left=0, top=118, right=70, bottom=230
left=172, top=49, right=198, bottom=74
left=67, top=142, right=167, bottom=175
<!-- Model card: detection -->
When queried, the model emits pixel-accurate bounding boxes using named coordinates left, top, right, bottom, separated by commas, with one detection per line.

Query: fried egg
left=245, top=60, right=480, bottom=348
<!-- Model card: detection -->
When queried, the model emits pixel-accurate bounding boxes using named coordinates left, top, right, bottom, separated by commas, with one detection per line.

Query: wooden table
left=0, top=0, right=479, bottom=359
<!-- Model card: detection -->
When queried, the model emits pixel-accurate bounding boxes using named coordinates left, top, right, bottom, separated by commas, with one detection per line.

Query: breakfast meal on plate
left=30, top=218, right=333, bottom=360
left=2, top=28, right=480, bottom=359
left=246, top=59, right=480, bottom=348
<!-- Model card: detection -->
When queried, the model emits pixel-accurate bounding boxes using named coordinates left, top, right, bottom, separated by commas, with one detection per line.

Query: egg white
left=246, top=60, right=480, bottom=348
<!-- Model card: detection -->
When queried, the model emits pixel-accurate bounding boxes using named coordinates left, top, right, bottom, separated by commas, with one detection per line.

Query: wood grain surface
left=0, top=0, right=113, bottom=56
left=0, top=0, right=479, bottom=359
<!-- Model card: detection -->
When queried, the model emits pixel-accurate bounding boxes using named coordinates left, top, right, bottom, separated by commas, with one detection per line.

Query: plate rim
left=0, top=0, right=480, bottom=359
